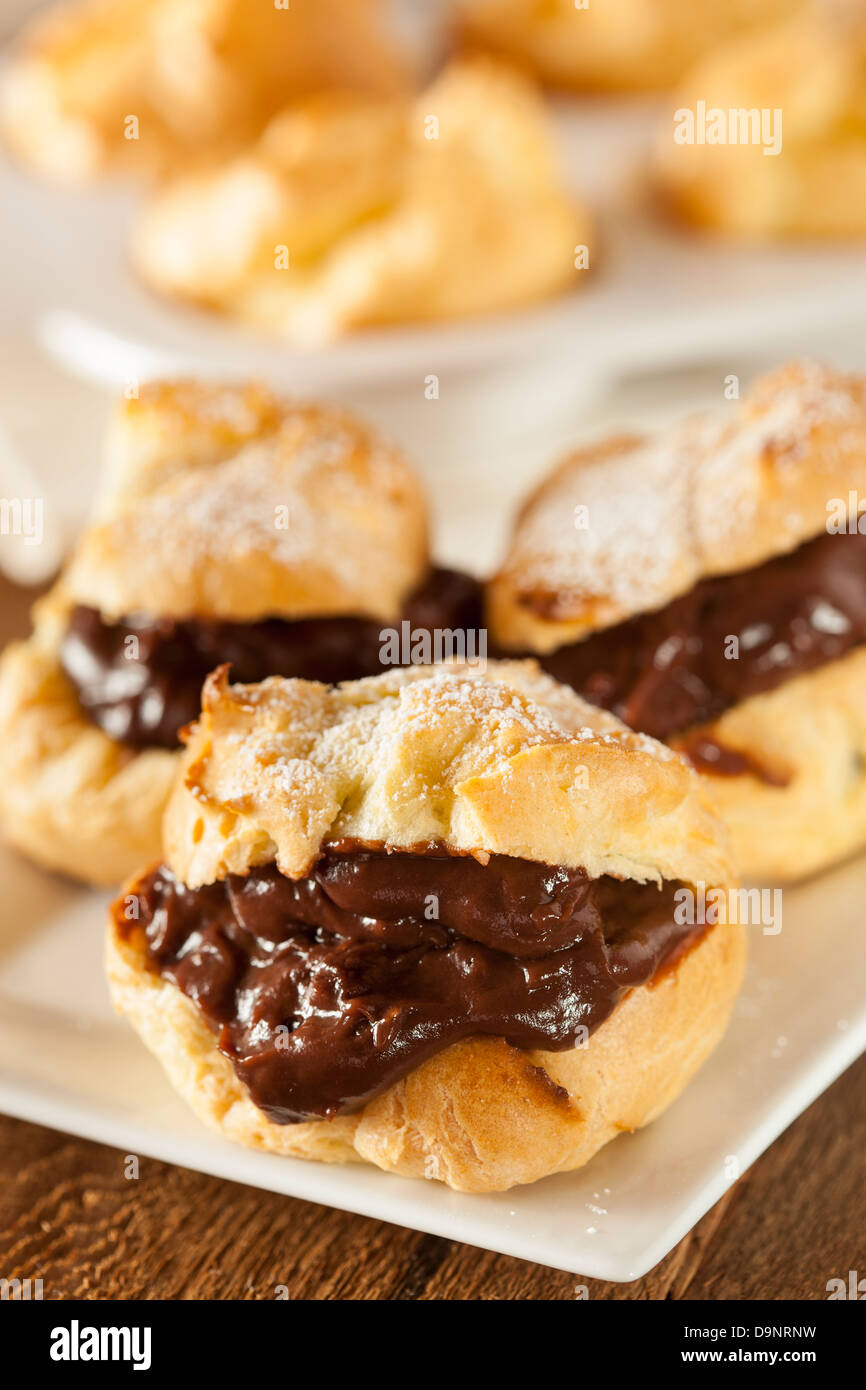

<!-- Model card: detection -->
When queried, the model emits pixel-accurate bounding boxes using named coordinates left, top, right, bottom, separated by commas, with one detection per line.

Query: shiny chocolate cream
left=60, top=567, right=483, bottom=750
left=118, top=843, right=705, bottom=1122
left=532, top=529, right=866, bottom=751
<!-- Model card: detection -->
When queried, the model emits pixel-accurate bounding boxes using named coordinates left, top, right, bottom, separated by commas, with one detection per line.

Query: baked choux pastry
left=107, top=660, right=744, bottom=1192
left=0, top=0, right=408, bottom=183
left=131, top=58, right=590, bottom=341
left=454, top=0, right=798, bottom=93
left=0, top=379, right=484, bottom=886
left=654, top=5, right=866, bottom=237
left=487, top=361, right=866, bottom=882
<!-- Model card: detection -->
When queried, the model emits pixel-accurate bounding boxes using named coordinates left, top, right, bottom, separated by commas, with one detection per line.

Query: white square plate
left=1, top=841, right=864, bottom=1281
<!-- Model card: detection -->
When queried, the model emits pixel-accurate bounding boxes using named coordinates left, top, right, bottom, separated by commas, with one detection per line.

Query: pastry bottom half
left=672, top=647, right=866, bottom=884
left=106, top=909, right=746, bottom=1194
left=0, top=637, right=175, bottom=885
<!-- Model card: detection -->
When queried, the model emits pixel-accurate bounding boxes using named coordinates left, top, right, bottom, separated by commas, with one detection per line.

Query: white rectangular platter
left=1, top=840, right=864, bottom=1281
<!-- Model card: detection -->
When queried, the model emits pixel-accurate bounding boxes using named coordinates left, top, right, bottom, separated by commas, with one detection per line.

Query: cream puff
left=0, top=0, right=409, bottom=183
left=653, top=5, right=866, bottom=237
left=454, top=0, right=798, bottom=93
left=487, top=362, right=866, bottom=882
left=107, top=660, right=744, bottom=1192
left=0, top=379, right=487, bottom=885
left=130, top=58, right=590, bottom=341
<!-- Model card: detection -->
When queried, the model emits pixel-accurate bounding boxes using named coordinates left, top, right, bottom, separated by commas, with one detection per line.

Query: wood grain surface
left=1, top=1051, right=864, bottom=1300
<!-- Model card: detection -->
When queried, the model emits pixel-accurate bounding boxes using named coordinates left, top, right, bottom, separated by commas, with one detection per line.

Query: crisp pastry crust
left=455, top=0, right=797, bottom=93
left=671, top=647, right=866, bottom=883
left=107, top=904, right=746, bottom=1192
left=93, top=378, right=287, bottom=519
left=0, top=380, right=428, bottom=884
left=0, top=0, right=408, bottom=183
left=487, top=362, right=866, bottom=652
left=131, top=58, right=590, bottom=341
left=109, top=659, right=743, bottom=1191
left=61, top=380, right=429, bottom=623
left=0, top=632, right=176, bottom=885
left=165, top=661, right=734, bottom=891
left=654, top=8, right=866, bottom=237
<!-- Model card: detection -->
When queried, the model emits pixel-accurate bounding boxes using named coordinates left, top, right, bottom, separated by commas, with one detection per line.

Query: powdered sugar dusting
left=175, top=657, right=716, bottom=888
left=146, top=380, right=276, bottom=437
left=86, top=403, right=422, bottom=617
left=510, top=430, right=694, bottom=615
left=218, top=660, right=674, bottom=806
left=505, top=361, right=862, bottom=622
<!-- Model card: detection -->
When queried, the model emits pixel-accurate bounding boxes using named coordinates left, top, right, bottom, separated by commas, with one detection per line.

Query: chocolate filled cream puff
left=107, top=660, right=744, bottom=1192
left=454, top=0, right=798, bottom=94
left=131, top=58, right=590, bottom=341
left=654, top=5, right=866, bottom=238
left=0, top=380, right=483, bottom=885
left=0, top=0, right=409, bottom=184
left=487, top=362, right=866, bottom=882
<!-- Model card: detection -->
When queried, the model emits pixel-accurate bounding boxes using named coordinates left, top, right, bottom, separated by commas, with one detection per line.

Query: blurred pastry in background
left=0, top=378, right=439, bottom=884
left=487, top=361, right=866, bottom=882
left=107, top=659, right=743, bottom=1191
left=654, top=4, right=866, bottom=236
left=131, top=58, right=590, bottom=341
left=0, top=0, right=409, bottom=183
left=454, top=0, right=798, bottom=93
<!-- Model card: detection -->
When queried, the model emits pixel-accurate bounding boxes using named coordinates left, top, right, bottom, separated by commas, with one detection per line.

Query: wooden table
left=1, top=1051, right=863, bottom=1300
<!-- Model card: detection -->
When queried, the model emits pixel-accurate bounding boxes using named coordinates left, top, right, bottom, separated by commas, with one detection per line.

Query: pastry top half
left=455, top=0, right=799, bottom=93
left=131, top=57, right=589, bottom=341
left=46, top=379, right=429, bottom=628
left=488, top=361, right=866, bottom=653
left=165, top=660, right=734, bottom=893
left=653, top=5, right=866, bottom=236
left=0, top=0, right=409, bottom=183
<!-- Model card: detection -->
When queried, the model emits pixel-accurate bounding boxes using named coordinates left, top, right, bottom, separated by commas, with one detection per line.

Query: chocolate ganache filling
left=121, top=844, right=702, bottom=1122
left=60, top=567, right=483, bottom=750
left=535, top=529, right=866, bottom=745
